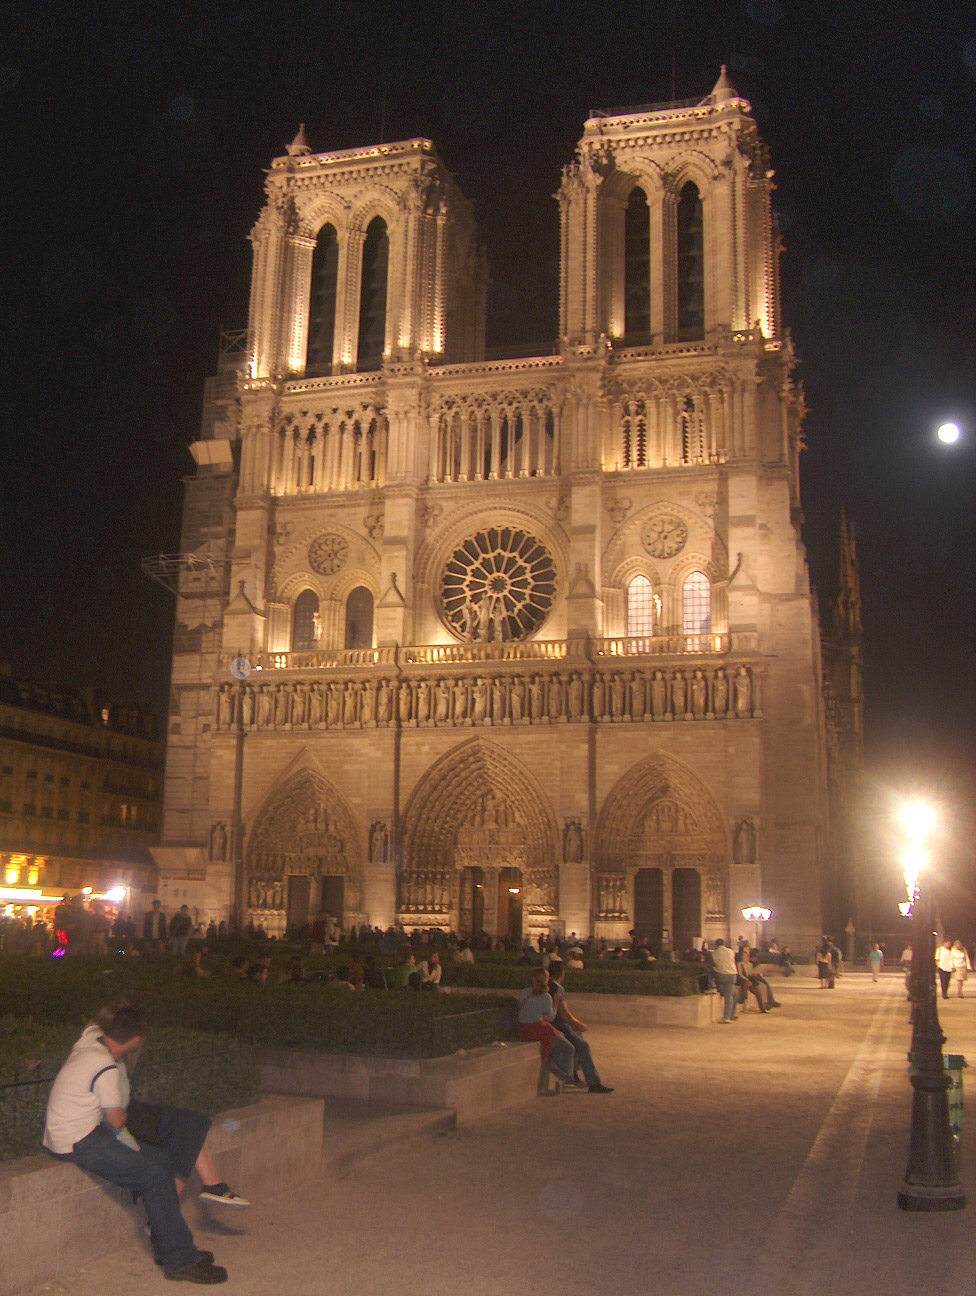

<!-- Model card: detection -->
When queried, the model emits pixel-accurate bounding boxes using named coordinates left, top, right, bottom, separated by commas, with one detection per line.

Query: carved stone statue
left=376, top=679, right=392, bottom=724
left=308, top=684, right=323, bottom=726
left=434, top=679, right=450, bottom=723
left=547, top=674, right=564, bottom=720
left=671, top=670, right=687, bottom=718
left=529, top=675, right=544, bottom=722
left=713, top=668, right=729, bottom=717
left=691, top=669, right=707, bottom=718
left=630, top=671, right=646, bottom=718
left=611, top=673, right=626, bottom=720
left=210, top=821, right=227, bottom=862
left=343, top=682, right=358, bottom=726
left=290, top=682, right=306, bottom=727
left=564, top=820, right=584, bottom=863
left=274, top=686, right=289, bottom=727
left=510, top=677, right=525, bottom=722
left=369, top=820, right=389, bottom=863
left=568, top=672, right=584, bottom=719
left=399, top=679, right=413, bottom=723
left=218, top=686, right=234, bottom=729
left=416, top=679, right=430, bottom=724
left=592, top=672, right=606, bottom=719
left=452, top=679, right=468, bottom=722
left=242, top=686, right=254, bottom=728
left=491, top=676, right=506, bottom=723
left=734, top=819, right=757, bottom=865
left=650, top=670, right=666, bottom=719
left=360, top=681, right=374, bottom=726
left=734, top=666, right=752, bottom=717
left=472, top=677, right=488, bottom=723
left=257, top=686, right=272, bottom=728
left=326, top=682, right=341, bottom=727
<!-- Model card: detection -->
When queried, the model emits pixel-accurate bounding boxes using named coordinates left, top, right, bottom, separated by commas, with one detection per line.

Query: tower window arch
left=357, top=217, right=389, bottom=372
left=292, top=590, right=321, bottom=651
left=677, top=182, right=705, bottom=341
left=624, top=187, right=651, bottom=343
left=626, top=575, right=657, bottom=638
left=307, top=223, right=338, bottom=375
left=345, top=586, right=374, bottom=649
left=682, top=571, right=711, bottom=640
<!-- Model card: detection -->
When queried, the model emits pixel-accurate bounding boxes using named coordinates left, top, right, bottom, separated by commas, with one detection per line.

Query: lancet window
left=621, top=399, right=648, bottom=468
left=357, top=217, right=389, bottom=372
left=292, top=590, right=321, bottom=651
left=307, top=223, right=338, bottom=375
left=682, top=572, right=711, bottom=646
left=435, top=399, right=556, bottom=483
left=679, top=396, right=707, bottom=465
left=272, top=414, right=386, bottom=495
left=344, top=586, right=374, bottom=650
left=626, top=575, right=657, bottom=638
left=676, top=182, right=705, bottom=341
left=624, top=188, right=651, bottom=344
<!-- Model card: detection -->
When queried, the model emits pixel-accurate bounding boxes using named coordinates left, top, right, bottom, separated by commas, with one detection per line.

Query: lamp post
left=897, top=799, right=965, bottom=1211
left=741, top=905, right=771, bottom=952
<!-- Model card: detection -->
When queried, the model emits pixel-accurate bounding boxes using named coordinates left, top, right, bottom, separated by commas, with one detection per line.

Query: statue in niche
left=734, top=819, right=757, bottom=865
left=452, top=679, right=468, bottom=722
left=218, top=686, right=234, bottom=729
left=274, top=686, right=289, bottom=727
left=291, top=683, right=306, bottom=727
left=416, top=679, right=430, bottom=724
left=564, top=820, right=584, bottom=863
left=369, top=821, right=389, bottom=863
left=399, top=679, right=413, bottom=723
left=471, top=677, right=488, bottom=723
left=242, top=686, right=255, bottom=728
left=309, top=684, right=323, bottom=727
left=650, top=670, right=666, bottom=719
left=734, top=666, right=752, bottom=717
left=343, top=682, right=358, bottom=726
left=434, top=679, right=450, bottom=724
left=259, top=686, right=274, bottom=728
left=360, top=681, right=375, bottom=725
left=568, top=672, right=584, bottom=719
left=210, top=821, right=227, bottom=862
left=611, top=673, right=626, bottom=720
left=376, top=679, right=392, bottom=724
left=705, top=870, right=725, bottom=919
left=510, top=677, right=525, bottom=722
left=671, top=671, right=687, bottom=718
left=630, top=671, right=646, bottom=718
left=713, top=668, right=729, bottom=717
left=326, top=682, right=341, bottom=727
left=491, top=676, right=506, bottom=723
left=490, top=602, right=506, bottom=643
left=548, top=674, right=564, bottom=720
left=529, top=675, right=544, bottom=722
left=691, top=669, right=707, bottom=718
left=272, top=880, right=284, bottom=910
left=592, top=672, right=606, bottom=719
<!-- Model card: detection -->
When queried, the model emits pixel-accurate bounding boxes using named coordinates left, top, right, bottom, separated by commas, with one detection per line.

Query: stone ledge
left=445, top=984, right=719, bottom=1026
left=0, top=1096, right=323, bottom=1296
left=259, top=1040, right=540, bottom=1125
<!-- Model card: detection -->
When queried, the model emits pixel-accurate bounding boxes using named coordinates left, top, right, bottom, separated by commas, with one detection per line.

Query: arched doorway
left=596, top=753, right=728, bottom=946
left=400, top=739, right=557, bottom=940
left=245, top=768, right=363, bottom=937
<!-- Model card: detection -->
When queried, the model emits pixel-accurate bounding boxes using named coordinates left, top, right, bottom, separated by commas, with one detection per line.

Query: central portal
left=458, top=862, right=523, bottom=940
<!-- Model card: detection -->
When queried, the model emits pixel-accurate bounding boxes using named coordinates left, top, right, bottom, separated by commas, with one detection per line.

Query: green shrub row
left=441, top=962, right=702, bottom=996
left=0, top=1016, right=259, bottom=1163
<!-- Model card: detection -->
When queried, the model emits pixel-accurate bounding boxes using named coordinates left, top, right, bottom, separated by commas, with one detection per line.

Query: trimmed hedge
left=441, top=962, right=702, bottom=996
left=0, top=1016, right=259, bottom=1163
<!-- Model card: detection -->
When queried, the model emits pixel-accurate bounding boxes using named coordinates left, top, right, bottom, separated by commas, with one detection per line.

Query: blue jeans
left=553, top=1020, right=601, bottom=1086
left=57, top=1126, right=199, bottom=1273
left=713, top=972, right=737, bottom=1021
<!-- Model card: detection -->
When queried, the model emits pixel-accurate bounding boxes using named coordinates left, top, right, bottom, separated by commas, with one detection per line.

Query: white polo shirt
left=43, top=1037, right=123, bottom=1155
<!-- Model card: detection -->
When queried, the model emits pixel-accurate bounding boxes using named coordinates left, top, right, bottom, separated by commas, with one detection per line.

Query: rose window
left=309, top=532, right=348, bottom=575
left=441, top=528, right=557, bottom=641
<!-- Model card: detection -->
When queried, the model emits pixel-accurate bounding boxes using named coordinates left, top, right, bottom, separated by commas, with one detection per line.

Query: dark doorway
left=672, top=868, right=702, bottom=955
left=459, top=867, right=485, bottom=937
left=286, top=875, right=311, bottom=933
left=320, top=875, right=345, bottom=929
left=634, top=868, right=664, bottom=949
left=497, top=868, right=523, bottom=944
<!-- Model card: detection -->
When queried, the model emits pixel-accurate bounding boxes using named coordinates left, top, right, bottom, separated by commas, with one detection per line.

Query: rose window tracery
left=309, top=532, right=349, bottom=575
left=441, top=527, right=557, bottom=641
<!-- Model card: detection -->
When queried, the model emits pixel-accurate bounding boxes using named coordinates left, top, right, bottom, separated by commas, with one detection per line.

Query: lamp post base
left=897, top=1182, right=965, bottom=1212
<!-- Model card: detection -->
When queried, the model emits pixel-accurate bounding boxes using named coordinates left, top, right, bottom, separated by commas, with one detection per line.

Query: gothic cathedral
left=153, top=71, right=834, bottom=951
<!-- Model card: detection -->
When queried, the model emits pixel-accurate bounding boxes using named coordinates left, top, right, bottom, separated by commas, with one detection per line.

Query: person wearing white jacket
left=936, top=940, right=954, bottom=1000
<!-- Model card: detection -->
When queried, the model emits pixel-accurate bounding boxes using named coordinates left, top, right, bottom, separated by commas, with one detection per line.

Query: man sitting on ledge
left=43, top=1004, right=228, bottom=1284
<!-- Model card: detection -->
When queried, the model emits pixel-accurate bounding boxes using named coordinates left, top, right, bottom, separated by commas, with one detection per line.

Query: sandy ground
left=27, top=975, right=976, bottom=1296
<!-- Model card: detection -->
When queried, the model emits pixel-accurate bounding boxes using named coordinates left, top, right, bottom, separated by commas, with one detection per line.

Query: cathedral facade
left=153, top=71, right=831, bottom=951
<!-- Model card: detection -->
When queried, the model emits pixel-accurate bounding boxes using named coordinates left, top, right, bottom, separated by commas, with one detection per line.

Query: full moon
left=937, top=422, right=961, bottom=444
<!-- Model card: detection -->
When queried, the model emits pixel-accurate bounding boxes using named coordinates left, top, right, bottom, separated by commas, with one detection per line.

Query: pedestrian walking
left=950, top=940, right=971, bottom=997
left=936, top=939, right=954, bottom=1000
left=868, top=943, right=883, bottom=981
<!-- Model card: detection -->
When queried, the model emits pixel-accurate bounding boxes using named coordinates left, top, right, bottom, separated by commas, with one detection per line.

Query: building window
left=677, top=182, right=705, bottom=341
left=626, top=575, right=657, bottom=638
left=307, top=222, right=339, bottom=375
left=292, top=590, right=321, bottom=652
left=357, top=217, right=389, bottom=371
left=624, top=187, right=651, bottom=343
left=682, top=571, right=711, bottom=639
left=345, top=586, right=374, bottom=650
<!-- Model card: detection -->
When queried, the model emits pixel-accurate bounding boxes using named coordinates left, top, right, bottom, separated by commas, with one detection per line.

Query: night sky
left=1, top=0, right=974, bottom=783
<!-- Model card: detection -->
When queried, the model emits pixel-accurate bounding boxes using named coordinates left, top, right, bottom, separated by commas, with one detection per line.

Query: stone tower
left=154, top=71, right=829, bottom=951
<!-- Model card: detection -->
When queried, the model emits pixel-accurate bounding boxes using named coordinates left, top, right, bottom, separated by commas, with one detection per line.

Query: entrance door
left=634, top=868, right=664, bottom=950
left=320, top=875, right=345, bottom=929
left=460, top=867, right=485, bottom=937
left=497, top=868, right=523, bottom=945
left=286, top=875, right=311, bottom=933
left=672, top=868, right=702, bottom=956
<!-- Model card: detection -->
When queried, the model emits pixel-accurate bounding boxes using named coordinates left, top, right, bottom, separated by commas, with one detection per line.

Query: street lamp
left=741, top=905, right=771, bottom=951
left=897, top=798, right=964, bottom=1211
left=936, top=421, right=961, bottom=445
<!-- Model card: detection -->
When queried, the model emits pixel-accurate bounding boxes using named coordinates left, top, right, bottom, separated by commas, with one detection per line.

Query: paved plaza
left=29, top=976, right=976, bottom=1295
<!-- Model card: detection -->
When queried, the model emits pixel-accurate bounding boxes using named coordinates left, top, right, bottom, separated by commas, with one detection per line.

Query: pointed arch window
left=626, top=575, right=657, bottom=638
left=292, top=590, right=321, bottom=651
left=677, top=182, right=705, bottom=341
left=624, top=187, right=651, bottom=343
left=344, top=586, right=374, bottom=649
left=357, top=217, right=389, bottom=372
left=682, top=572, right=711, bottom=641
left=307, top=223, right=338, bottom=375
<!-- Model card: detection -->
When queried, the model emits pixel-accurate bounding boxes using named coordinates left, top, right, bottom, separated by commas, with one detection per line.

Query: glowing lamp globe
left=937, top=422, right=960, bottom=444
